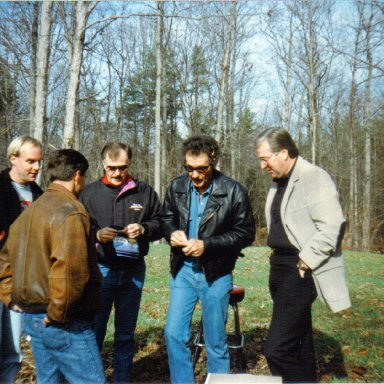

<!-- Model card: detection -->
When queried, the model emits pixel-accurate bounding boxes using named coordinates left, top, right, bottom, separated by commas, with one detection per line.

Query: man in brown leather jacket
left=0, top=149, right=106, bottom=384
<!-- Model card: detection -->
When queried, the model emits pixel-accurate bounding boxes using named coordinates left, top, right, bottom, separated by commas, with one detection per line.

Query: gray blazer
left=265, top=156, right=351, bottom=313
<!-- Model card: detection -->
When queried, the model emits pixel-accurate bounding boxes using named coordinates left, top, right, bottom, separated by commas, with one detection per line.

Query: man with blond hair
left=0, top=136, right=43, bottom=383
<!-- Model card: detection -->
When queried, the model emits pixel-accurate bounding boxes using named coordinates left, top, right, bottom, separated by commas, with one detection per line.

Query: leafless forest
left=0, top=1, right=383, bottom=251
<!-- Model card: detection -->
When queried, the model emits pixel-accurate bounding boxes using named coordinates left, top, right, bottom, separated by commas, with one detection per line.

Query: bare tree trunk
left=295, top=90, right=305, bottom=142
left=229, top=7, right=237, bottom=178
left=348, top=20, right=361, bottom=250
left=133, top=115, right=139, bottom=171
left=283, top=14, right=294, bottom=131
left=0, top=60, right=15, bottom=168
left=29, top=2, right=39, bottom=136
left=215, top=1, right=236, bottom=145
left=161, top=44, right=168, bottom=200
left=154, top=1, right=164, bottom=196
left=63, top=0, right=97, bottom=148
left=34, top=1, right=52, bottom=143
left=362, top=3, right=373, bottom=251
left=306, top=2, right=319, bottom=165
left=309, top=84, right=319, bottom=165
left=143, top=123, right=150, bottom=183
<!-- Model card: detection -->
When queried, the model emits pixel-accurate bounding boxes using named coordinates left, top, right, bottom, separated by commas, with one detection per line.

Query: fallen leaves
left=352, top=366, right=367, bottom=376
left=342, top=345, right=351, bottom=354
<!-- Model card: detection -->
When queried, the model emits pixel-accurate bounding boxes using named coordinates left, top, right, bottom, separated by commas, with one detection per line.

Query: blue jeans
left=23, top=313, right=106, bottom=384
left=165, top=261, right=232, bottom=384
left=0, top=303, right=22, bottom=383
left=94, top=262, right=146, bottom=383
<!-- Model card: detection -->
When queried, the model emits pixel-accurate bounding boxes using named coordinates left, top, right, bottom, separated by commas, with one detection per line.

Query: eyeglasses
left=106, top=165, right=128, bottom=172
left=184, top=164, right=211, bottom=174
left=259, top=153, right=279, bottom=165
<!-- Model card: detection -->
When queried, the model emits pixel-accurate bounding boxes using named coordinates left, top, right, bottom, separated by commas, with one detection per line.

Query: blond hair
left=7, top=136, right=43, bottom=162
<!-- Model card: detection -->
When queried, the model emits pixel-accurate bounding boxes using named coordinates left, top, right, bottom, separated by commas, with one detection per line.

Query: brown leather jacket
left=0, top=183, right=101, bottom=323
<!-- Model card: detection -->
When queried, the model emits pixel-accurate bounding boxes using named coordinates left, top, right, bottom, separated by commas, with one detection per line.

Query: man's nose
left=190, top=170, right=200, bottom=177
left=113, top=168, right=124, bottom=175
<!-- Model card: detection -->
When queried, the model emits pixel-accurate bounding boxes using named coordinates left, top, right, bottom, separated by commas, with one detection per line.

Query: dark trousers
left=264, top=255, right=318, bottom=383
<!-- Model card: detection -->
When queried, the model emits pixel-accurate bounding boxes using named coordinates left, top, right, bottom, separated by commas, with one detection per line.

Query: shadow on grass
left=105, top=326, right=347, bottom=383
left=17, top=325, right=348, bottom=383
left=103, top=326, right=266, bottom=383
left=102, top=327, right=169, bottom=384
left=245, top=327, right=349, bottom=382
left=314, top=330, right=348, bottom=381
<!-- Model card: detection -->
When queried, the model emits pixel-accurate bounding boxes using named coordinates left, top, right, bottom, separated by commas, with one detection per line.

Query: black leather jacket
left=161, top=170, right=255, bottom=282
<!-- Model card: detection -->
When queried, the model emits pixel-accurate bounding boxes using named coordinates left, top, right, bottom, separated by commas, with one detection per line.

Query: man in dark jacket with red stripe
left=80, top=142, right=161, bottom=383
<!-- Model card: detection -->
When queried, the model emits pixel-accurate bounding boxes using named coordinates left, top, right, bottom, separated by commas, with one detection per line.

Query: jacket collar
left=118, top=178, right=136, bottom=197
left=99, top=175, right=137, bottom=199
left=0, top=168, right=11, bottom=179
left=288, top=156, right=303, bottom=183
left=176, top=170, right=227, bottom=227
left=1, top=167, right=42, bottom=196
left=279, top=156, right=302, bottom=217
left=46, top=182, right=79, bottom=203
left=266, top=156, right=303, bottom=228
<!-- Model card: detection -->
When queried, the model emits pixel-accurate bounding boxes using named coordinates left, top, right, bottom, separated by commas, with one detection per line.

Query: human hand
left=43, top=316, right=51, bottom=328
left=297, top=259, right=310, bottom=278
left=96, top=227, right=118, bottom=243
left=170, top=230, right=188, bottom=247
left=182, top=239, right=205, bottom=257
left=11, top=304, right=23, bottom=313
left=125, top=223, right=145, bottom=239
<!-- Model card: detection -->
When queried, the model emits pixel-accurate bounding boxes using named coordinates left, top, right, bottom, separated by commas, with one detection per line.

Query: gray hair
left=101, top=142, right=132, bottom=161
left=255, top=128, right=299, bottom=158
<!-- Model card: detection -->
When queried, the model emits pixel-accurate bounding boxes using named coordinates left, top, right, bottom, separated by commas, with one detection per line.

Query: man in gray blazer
left=255, top=128, right=351, bottom=383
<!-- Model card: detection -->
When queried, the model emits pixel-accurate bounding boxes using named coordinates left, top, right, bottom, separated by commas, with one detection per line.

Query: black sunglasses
left=106, top=165, right=128, bottom=172
left=184, top=164, right=211, bottom=174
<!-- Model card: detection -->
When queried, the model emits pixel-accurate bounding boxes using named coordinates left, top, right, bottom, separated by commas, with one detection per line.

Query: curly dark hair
left=182, top=135, right=220, bottom=167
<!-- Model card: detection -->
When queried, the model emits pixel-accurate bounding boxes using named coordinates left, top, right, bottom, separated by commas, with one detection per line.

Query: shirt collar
left=190, top=181, right=213, bottom=196
left=274, top=158, right=297, bottom=186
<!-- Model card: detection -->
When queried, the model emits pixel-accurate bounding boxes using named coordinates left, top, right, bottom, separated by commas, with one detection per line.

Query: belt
left=271, top=248, right=299, bottom=257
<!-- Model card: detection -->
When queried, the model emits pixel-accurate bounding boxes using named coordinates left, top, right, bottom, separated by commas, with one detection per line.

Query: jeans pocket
left=25, top=314, right=70, bottom=352
left=42, top=324, right=70, bottom=352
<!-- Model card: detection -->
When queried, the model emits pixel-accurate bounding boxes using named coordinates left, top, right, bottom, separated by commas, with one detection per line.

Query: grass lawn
left=18, top=245, right=383, bottom=383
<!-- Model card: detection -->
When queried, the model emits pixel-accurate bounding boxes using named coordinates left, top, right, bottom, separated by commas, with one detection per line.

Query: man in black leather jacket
left=161, top=135, right=255, bottom=383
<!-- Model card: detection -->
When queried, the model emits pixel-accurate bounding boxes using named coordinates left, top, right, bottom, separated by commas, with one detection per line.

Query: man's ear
left=281, top=149, right=289, bottom=160
left=73, top=170, right=81, bottom=183
left=9, top=155, right=17, bottom=166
